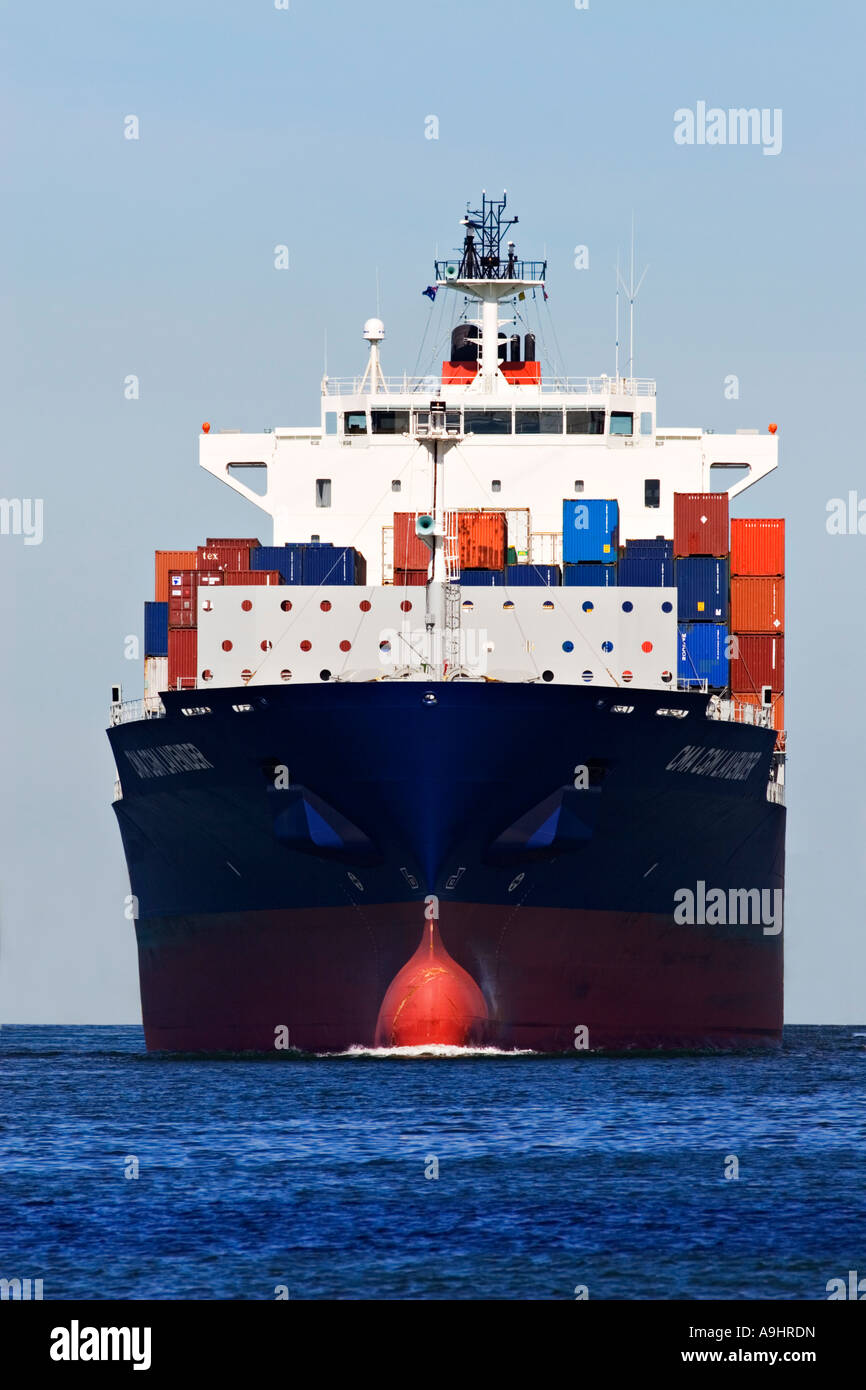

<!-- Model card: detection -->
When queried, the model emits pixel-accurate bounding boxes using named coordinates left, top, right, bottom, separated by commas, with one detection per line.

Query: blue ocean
left=1, top=1025, right=863, bottom=1300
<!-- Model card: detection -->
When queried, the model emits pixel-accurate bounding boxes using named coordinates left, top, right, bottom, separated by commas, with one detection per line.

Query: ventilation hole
left=542, top=670, right=555, bottom=682
left=582, top=601, right=594, bottom=613
left=562, top=640, right=574, bottom=652
left=622, top=601, right=633, bottom=613
left=241, top=599, right=253, bottom=612
left=241, top=668, right=253, bottom=681
left=641, top=640, right=653, bottom=653
left=280, top=669, right=292, bottom=681
left=280, top=599, right=292, bottom=612
left=503, top=600, right=515, bottom=611
left=462, top=600, right=474, bottom=610
left=661, top=670, right=673, bottom=683
left=260, top=640, right=272, bottom=652
left=339, top=640, right=351, bottom=652
left=622, top=670, right=634, bottom=683
left=400, top=600, right=412, bottom=612
left=379, top=640, right=391, bottom=653
left=581, top=670, right=594, bottom=682
left=319, top=670, right=331, bottom=681
left=320, top=600, right=331, bottom=611
left=661, top=601, right=673, bottom=613
left=221, top=640, right=233, bottom=652
left=601, top=640, right=613, bottom=653
left=359, top=600, right=372, bottom=612
left=202, top=669, right=213, bottom=681
left=542, top=600, right=555, bottom=610
left=300, top=640, right=312, bottom=651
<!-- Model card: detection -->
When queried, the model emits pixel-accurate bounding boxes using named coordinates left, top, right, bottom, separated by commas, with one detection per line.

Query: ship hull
left=109, top=681, right=785, bottom=1053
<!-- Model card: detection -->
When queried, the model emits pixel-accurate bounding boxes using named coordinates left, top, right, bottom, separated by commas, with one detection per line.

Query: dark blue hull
left=108, top=682, right=785, bottom=1051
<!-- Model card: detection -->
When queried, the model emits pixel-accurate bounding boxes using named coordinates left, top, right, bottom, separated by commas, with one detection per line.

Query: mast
left=435, top=191, right=546, bottom=394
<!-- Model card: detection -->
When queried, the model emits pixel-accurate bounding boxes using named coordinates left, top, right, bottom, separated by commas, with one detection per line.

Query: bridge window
left=644, top=478, right=660, bottom=508
left=344, top=412, right=367, bottom=435
left=464, top=409, right=512, bottom=435
left=372, top=409, right=410, bottom=434
left=610, top=412, right=634, bottom=436
left=391, top=480, right=401, bottom=492
left=566, top=409, right=605, bottom=435
left=515, top=409, right=563, bottom=434
left=315, top=479, right=332, bottom=508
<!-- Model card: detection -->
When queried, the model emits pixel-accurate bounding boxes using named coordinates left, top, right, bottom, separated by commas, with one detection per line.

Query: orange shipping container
left=458, top=510, right=507, bottom=570
left=393, top=513, right=430, bottom=571
left=730, top=577, right=784, bottom=633
left=730, top=518, right=784, bottom=576
left=221, top=570, right=283, bottom=585
left=167, top=627, right=197, bottom=689
left=155, top=550, right=197, bottom=602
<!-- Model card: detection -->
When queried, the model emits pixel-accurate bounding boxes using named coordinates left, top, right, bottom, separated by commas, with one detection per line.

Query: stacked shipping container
left=729, top=519, right=785, bottom=742
left=673, top=493, right=731, bottom=690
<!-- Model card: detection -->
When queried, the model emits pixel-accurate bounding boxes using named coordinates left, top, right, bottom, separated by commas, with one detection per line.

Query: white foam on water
left=327, top=1043, right=537, bottom=1059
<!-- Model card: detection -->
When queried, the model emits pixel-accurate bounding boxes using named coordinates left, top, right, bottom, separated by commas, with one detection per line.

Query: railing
left=108, top=696, right=166, bottom=727
left=766, top=781, right=785, bottom=805
left=321, top=374, right=656, bottom=397
left=705, top=696, right=772, bottom=728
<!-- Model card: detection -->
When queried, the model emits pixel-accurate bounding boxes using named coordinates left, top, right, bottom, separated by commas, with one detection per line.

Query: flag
left=422, top=285, right=437, bottom=301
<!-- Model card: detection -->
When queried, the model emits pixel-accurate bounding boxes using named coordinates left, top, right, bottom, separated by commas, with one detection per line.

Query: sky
left=1, top=0, right=864, bottom=1024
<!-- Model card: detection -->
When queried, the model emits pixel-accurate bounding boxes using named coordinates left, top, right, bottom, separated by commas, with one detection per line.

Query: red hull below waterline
left=134, top=902, right=783, bottom=1054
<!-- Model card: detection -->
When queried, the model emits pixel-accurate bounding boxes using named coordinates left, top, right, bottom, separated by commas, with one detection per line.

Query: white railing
left=706, top=696, right=773, bottom=729
left=321, top=374, right=656, bottom=398
left=767, top=781, right=785, bottom=805
left=109, top=696, right=166, bottom=727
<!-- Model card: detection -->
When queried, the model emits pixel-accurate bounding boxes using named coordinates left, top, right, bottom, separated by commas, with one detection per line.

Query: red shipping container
left=673, top=493, right=729, bottom=557
left=205, top=537, right=262, bottom=548
left=393, top=569, right=427, bottom=586
left=221, top=570, right=283, bottom=585
left=458, top=510, right=507, bottom=569
left=730, top=577, right=784, bottom=633
left=730, top=518, right=784, bottom=576
left=168, top=570, right=223, bottom=627
left=155, top=550, right=197, bottom=602
left=197, top=544, right=252, bottom=572
left=730, top=634, right=784, bottom=694
left=393, top=513, right=430, bottom=570
left=167, top=628, right=197, bottom=689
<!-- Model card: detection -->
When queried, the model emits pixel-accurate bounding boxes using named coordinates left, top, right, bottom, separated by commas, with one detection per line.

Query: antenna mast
left=617, top=215, right=648, bottom=381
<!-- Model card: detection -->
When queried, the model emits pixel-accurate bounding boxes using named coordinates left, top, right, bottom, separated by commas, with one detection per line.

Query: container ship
left=108, top=194, right=786, bottom=1052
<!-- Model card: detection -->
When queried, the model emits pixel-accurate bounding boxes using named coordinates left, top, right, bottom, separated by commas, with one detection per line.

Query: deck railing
left=321, top=374, right=656, bottom=398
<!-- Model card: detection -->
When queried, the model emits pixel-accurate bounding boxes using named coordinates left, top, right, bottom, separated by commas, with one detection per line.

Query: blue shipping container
left=676, top=556, right=728, bottom=622
left=505, top=564, right=561, bottom=586
left=562, top=499, right=619, bottom=563
left=251, top=545, right=304, bottom=584
left=677, top=624, right=729, bottom=689
left=304, top=544, right=365, bottom=586
left=618, top=557, right=675, bottom=587
left=563, top=563, right=618, bottom=587
left=624, top=538, right=674, bottom=560
left=144, top=601, right=168, bottom=657
left=460, top=569, right=504, bottom=586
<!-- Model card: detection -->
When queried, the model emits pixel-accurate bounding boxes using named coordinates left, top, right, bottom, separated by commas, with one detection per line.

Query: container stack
left=620, top=538, right=674, bottom=587
left=729, top=519, right=785, bottom=742
left=561, top=499, right=619, bottom=585
left=156, top=536, right=366, bottom=690
left=673, top=492, right=730, bottom=690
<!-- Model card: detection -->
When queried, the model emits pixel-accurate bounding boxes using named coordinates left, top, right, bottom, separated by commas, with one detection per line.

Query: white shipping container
left=144, top=655, right=168, bottom=705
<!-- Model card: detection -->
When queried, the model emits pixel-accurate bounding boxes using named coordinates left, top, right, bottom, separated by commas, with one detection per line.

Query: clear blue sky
left=2, top=0, right=863, bottom=1023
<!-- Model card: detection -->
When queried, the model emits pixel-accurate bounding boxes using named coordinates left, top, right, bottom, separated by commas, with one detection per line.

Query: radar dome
left=363, top=317, right=385, bottom=341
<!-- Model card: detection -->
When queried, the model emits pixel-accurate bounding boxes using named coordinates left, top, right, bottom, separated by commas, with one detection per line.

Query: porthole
left=202, top=669, right=213, bottom=681
left=542, top=670, right=554, bottom=682
left=542, top=600, right=555, bottom=611
left=503, top=600, right=515, bottom=610
left=661, top=670, right=673, bottom=684
left=641, top=640, right=653, bottom=653
left=562, top=640, right=574, bottom=652
left=582, top=601, right=594, bottom=613
left=400, top=600, right=412, bottom=612
left=241, top=599, right=253, bottom=612
left=221, top=640, right=233, bottom=652
left=622, top=601, right=633, bottom=613
left=320, top=600, right=332, bottom=612
left=339, top=640, right=351, bottom=652
left=241, top=668, right=253, bottom=682
left=622, top=670, right=634, bottom=683
left=319, top=670, right=331, bottom=681
left=280, top=599, right=292, bottom=612
left=582, top=670, right=594, bottom=683
left=300, top=640, right=312, bottom=652
left=260, top=639, right=272, bottom=652
left=601, top=640, right=613, bottom=653
left=359, top=599, right=372, bottom=612
left=280, top=669, right=292, bottom=681
left=661, top=601, right=673, bottom=613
